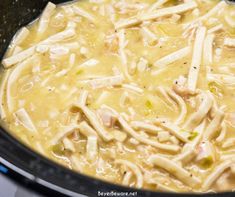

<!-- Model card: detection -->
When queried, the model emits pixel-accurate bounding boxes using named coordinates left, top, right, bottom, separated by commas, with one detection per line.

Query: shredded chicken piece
left=116, top=159, right=143, bottom=188
left=187, top=26, right=206, bottom=91
left=148, top=155, right=201, bottom=187
left=97, top=108, right=117, bottom=128
left=184, top=92, right=213, bottom=130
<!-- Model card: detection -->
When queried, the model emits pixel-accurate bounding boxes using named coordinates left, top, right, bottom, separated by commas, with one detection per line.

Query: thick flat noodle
left=203, top=109, right=224, bottom=140
left=75, top=104, right=113, bottom=142
left=184, top=1, right=226, bottom=27
left=224, top=37, right=235, bottom=47
left=78, top=121, right=98, bottom=137
left=116, top=159, right=143, bottom=188
left=187, top=26, right=206, bottom=91
left=174, top=120, right=206, bottom=164
left=51, top=124, right=78, bottom=145
left=153, top=47, right=191, bottom=68
left=2, top=26, right=76, bottom=68
left=12, top=27, right=30, bottom=46
left=148, top=0, right=169, bottom=12
left=86, top=136, right=98, bottom=162
left=84, top=75, right=124, bottom=89
left=6, top=55, right=39, bottom=112
left=154, top=119, right=189, bottom=142
left=184, top=92, right=213, bottom=130
left=208, top=24, right=223, bottom=34
left=118, top=114, right=180, bottom=152
left=165, top=88, right=187, bottom=125
left=202, top=160, right=232, bottom=191
left=148, top=155, right=201, bottom=187
left=105, top=105, right=179, bottom=152
left=73, top=6, right=95, bottom=23
left=38, top=2, right=56, bottom=35
left=14, top=108, right=37, bottom=132
left=115, top=18, right=140, bottom=30
left=0, top=70, right=10, bottom=119
left=131, top=121, right=163, bottom=134
left=122, top=171, right=133, bottom=186
left=203, top=34, right=215, bottom=66
left=141, top=1, right=197, bottom=21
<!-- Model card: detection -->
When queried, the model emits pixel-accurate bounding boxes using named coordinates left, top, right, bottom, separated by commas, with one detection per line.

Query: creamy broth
left=1, top=0, right=235, bottom=193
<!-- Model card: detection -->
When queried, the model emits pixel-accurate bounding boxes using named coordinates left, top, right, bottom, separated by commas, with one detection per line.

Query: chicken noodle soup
left=1, top=0, right=235, bottom=193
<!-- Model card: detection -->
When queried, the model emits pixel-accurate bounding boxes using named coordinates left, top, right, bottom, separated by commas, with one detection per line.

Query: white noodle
left=141, top=1, right=197, bottom=21
left=14, top=108, right=37, bottom=132
left=202, top=160, right=232, bottom=191
left=116, top=159, right=143, bottom=188
left=203, top=34, right=215, bottom=66
left=187, top=26, right=206, bottom=91
left=148, top=155, right=201, bottom=187
left=38, top=2, right=56, bottom=35
left=154, top=47, right=191, bottom=68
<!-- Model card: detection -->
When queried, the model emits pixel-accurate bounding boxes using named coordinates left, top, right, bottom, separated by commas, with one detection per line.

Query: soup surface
left=1, top=0, right=235, bottom=193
